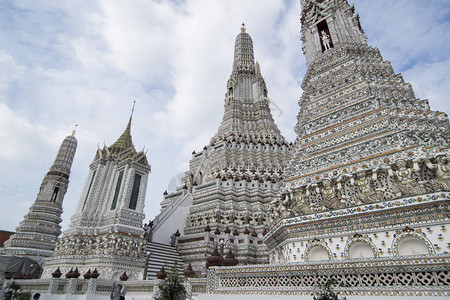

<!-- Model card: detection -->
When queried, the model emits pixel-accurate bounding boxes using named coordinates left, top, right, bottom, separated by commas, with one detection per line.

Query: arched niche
left=308, top=246, right=330, bottom=261
left=348, top=241, right=375, bottom=259
left=398, top=236, right=430, bottom=256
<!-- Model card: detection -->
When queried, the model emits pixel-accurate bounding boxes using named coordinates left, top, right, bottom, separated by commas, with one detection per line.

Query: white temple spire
left=1, top=132, right=77, bottom=258
left=43, top=109, right=150, bottom=280
left=215, top=25, right=284, bottom=141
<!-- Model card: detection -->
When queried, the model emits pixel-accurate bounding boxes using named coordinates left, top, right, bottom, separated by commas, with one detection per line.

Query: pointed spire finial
left=72, top=124, right=78, bottom=136
left=109, top=100, right=137, bottom=154
left=131, top=100, right=136, bottom=119
left=241, top=23, right=246, bottom=33
left=125, top=100, right=136, bottom=133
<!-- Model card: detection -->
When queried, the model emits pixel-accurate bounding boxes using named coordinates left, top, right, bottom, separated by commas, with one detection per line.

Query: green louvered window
left=128, top=173, right=141, bottom=210
left=111, top=171, right=124, bottom=210
left=82, top=170, right=96, bottom=210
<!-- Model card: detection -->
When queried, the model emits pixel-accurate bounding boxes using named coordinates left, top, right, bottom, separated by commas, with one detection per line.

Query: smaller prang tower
left=2, top=130, right=78, bottom=257
left=43, top=106, right=151, bottom=280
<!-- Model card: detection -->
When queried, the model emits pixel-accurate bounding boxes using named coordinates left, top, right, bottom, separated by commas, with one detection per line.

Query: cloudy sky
left=1, top=0, right=449, bottom=233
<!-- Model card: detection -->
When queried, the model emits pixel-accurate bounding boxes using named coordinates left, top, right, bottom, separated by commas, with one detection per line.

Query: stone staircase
left=144, top=241, right=184, bottom=280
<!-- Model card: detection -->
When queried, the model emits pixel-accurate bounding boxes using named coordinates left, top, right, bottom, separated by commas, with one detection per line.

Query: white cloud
left=353, top=0, right=450, bottom=69
left=0, top=102, right=79, bottom=232
left=98, top=0, right=180, bottom=84
left=403, top=59, right=450, bottom=114
left=0, top=52, right=26, bottom=91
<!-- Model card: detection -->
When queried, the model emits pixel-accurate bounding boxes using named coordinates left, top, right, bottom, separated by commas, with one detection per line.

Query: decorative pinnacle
left=125, top=100, right=136, bottom=133
left=72, top=124, right=78, bottom=136
left=124, top=100, right=136, bottom=138
left=108, top=100, right=136, bottom=153
left=241, top=23, right=246, bottom=32
left=131, top=100, right=136, bottom=121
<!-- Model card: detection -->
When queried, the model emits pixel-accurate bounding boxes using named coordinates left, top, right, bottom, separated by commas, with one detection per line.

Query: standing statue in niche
left=50, top=186, right=59, bottom=203
left=426, top=155, right=450, bottom=191
left=111, top=282, right=126, bottom=300
left=321, top=30, right=332, bottom=51
left=170, top=234, right=177, bottom=247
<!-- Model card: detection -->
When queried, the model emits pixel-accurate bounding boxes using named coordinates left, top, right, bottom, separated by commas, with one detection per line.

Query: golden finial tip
left=72, top=124, right=78, bottom=136
left=241, top=23, right=246, bottom=32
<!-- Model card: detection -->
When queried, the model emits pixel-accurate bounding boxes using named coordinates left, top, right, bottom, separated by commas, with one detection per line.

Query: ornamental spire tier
left=109, top=101, right=136, bottom=155
left=283, top=0, right=449, bottom=196
left=214, top=23, right=285, bottom=143
left=151, top=26, right=290, bottom=272
left=266, top=0, right=450, bottom=272
left=43, top=107, right=151, bottom=280
left=2, top=131, right=77, bottom=258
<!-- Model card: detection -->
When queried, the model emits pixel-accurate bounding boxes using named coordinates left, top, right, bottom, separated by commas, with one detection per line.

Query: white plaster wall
left=120, top=296, right=153, bottom=300
left=41, top=295, right=109, bottom=300
left=36, top=293, right=450, bottom=300
left=270, top=223, right=448, bottom=263
left=40, top=293, right=153, bottom=300
left=152, top=194, right=193, bottom=244
left=198, top=295, right=448, bottom=300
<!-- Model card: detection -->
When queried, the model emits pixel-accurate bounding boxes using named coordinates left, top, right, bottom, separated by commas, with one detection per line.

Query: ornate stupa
left=1, top=130, right=77, bottom=258
left=266, top=0, right=449, bottom=266
left=152, top=24, right=290, bottom=271
left=42, top=107, right=151, bottom=280
left=205, top=1, right=450, bottom=297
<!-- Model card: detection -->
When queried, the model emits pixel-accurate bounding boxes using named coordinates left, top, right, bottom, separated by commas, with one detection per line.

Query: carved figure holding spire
left=292, top=186, right=311, bottom=215
left=317, top=178, right=347, bottom=210
left=269, top=193, right=294, bottom=224
left=349, top=169, right=383, bottom=204
left=425, top=154, right=450, bottom=191
left=387, top=159, right=424, bottom=197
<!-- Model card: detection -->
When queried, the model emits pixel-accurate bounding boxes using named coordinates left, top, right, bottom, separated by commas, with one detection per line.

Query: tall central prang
left=203, top=2, right=450, bottom=296
left=151, top=24, right=290, bottom=272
